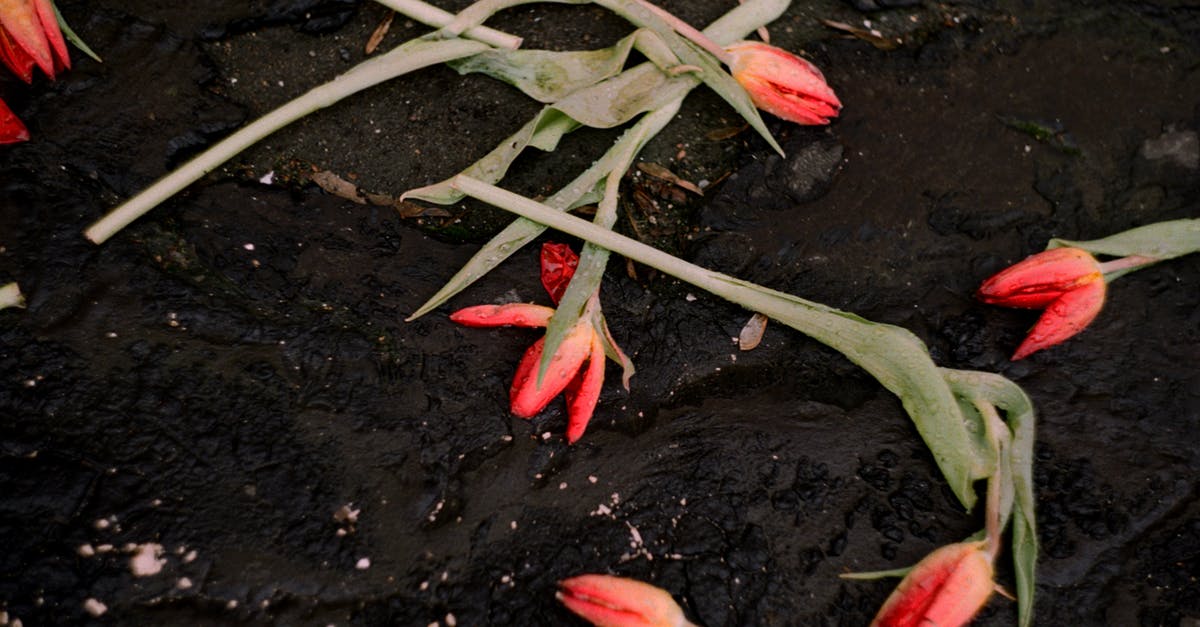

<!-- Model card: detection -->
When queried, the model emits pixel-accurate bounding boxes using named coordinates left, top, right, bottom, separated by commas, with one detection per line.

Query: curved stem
left=84, top=38, right=490, bottom=244
left=1098, top=254, right=1158, bottom=277
left=372, top=0, right=522, bottom=48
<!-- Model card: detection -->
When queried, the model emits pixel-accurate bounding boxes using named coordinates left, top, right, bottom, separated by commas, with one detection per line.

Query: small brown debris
left=821, top=19, right=902, bottom=51
left=365, top=11, right=395, bottom=54
left=738, top=313, right=769, bottom=351
left=636, top=163, right=703, bottom=195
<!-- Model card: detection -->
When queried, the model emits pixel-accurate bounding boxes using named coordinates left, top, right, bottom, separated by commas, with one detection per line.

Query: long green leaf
left=405, top=0, right=792, bottom=319
left=448, top=32, right=640, bottom=102
left=450, top=175, right=1001, bottom=511
left=1048, top=218, right=1200, bottom=261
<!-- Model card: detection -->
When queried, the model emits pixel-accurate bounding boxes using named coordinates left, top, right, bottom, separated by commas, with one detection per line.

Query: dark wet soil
left=2, top=0, right=1198, bottom=625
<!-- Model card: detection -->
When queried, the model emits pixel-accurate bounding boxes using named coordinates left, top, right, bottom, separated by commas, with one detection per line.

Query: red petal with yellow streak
left=871, top=542, right=994, bottom=627
left=449, top=303, right=554, bottom=328
left=1012, top=278, right=1105, bottom=360
left=564, top=331, right=605, bottom=443
left=558, top=574, right=691, bottom=627
left=509, top=320, right=593, bottom=418
left=977, top=247, right=1102, bottom=309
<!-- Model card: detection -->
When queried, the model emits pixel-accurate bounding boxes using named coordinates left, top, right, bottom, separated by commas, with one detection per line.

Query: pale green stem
left=451, top=175, right=862, bottom=342
left=84, top=38, right=490, bottom=244
left=975, top=399, right=1008, bottom=563
left=1098, top=254, right=1158, bottom=278
left=624, top=0, right=734, bottom=64
left=536, top=101, right=673, bottom=382
left=373, top=0, right=523, bottom=48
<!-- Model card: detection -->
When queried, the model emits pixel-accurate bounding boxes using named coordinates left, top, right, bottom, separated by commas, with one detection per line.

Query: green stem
left=452, top=174, right=993, bottom=511
left=624, top=0, right=734, bottom=64
left=373, top=0, right=523, bottom=48
left=84, top=38, right=490, bottom=244
left=1098, top=254, right=1158, bottom=278
left=536, top=101, right=673, bottom=382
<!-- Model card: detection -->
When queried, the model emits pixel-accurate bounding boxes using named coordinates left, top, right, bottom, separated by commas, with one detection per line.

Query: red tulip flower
left=870, top=541, right=996, bottom=627
left=725, top=41, right=841, bottom=125
left=558, top=574, right=695, bottom=627
left=450, top=243, right=630, bottom=443
left=0, top=0, right=71, bottom=82
left=0, top=0, right=76, bottom=143
left=976, top=247, right=1106, bottom=360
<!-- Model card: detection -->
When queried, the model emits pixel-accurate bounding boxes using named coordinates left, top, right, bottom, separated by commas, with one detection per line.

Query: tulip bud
left=558, top=574, right=694, bottom=627
left=725, top=41, right=841, bottom=125
left=0, top=0, right=71, bottom=81
left=977, top=247, right=1103, bottom=308
left=977, top=247, right=1107, bottom=359
left=871, top=542, right=995, bottom=627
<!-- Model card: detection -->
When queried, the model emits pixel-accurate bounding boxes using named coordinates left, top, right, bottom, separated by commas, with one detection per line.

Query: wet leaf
left=448, top=32, right=640, bottom=103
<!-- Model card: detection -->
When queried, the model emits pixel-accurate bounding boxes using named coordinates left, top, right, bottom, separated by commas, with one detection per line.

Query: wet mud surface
left=2, top=0, right=1198, bottom=625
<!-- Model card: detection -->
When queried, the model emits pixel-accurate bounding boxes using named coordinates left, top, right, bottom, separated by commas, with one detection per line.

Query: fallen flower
left=976, top=247, right=1105, bottom=360
left=870, top=541, right=995, bottom=627
left=725, top=40, right=841, bottom=125
left=0, top=0, right=71, bottom=83
left=558, top=574, right=695, bottom=627
left=450, top=243, right=627, bottom=443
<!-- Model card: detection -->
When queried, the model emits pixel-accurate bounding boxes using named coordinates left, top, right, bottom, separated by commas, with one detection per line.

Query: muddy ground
left=1, top=0, right=1198, bottom=625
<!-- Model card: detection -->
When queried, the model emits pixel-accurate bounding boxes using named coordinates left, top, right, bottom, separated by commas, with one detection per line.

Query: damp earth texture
left=1, top=0, right=1198, bottom=625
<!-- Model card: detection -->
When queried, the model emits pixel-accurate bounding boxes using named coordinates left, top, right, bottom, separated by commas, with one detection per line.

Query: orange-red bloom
left=450, top=243, right=628, bottom=443
left=0, top=0, right=74, bottom=144
left=0, top=0, right=70, bottom=82
left=558, top=574, right=695, bottom=627
left=977, top=247, right=1106, bottom=360
left=725, top=40, right=841, bottom=125
left=871, top=541, right=995, bottom=627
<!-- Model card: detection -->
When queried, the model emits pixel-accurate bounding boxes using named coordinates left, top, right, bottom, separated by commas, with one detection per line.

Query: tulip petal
left=977, top=247, right=1103, bottom=308
left=871, top=542, right=994, bottom=627
left=564, top=331, right=606, bottom=443
left=0, top=26, right=36, bottom=82
left=726, top=41, right=841, bottom=126
left=509, top=320, right=593, bottom=418
left=540, top=242, right=579, bottom=304
left=1011, top=278, right=1105, bottom=360
left=0, top=0, right=56, bottom=78
left=32, top=0, right=68, bottom=70
left=558, top=574, right=691, bottom=627
left=449, top=303, right=554, bottom=328
left=0, top=96, right=29, bottom=143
